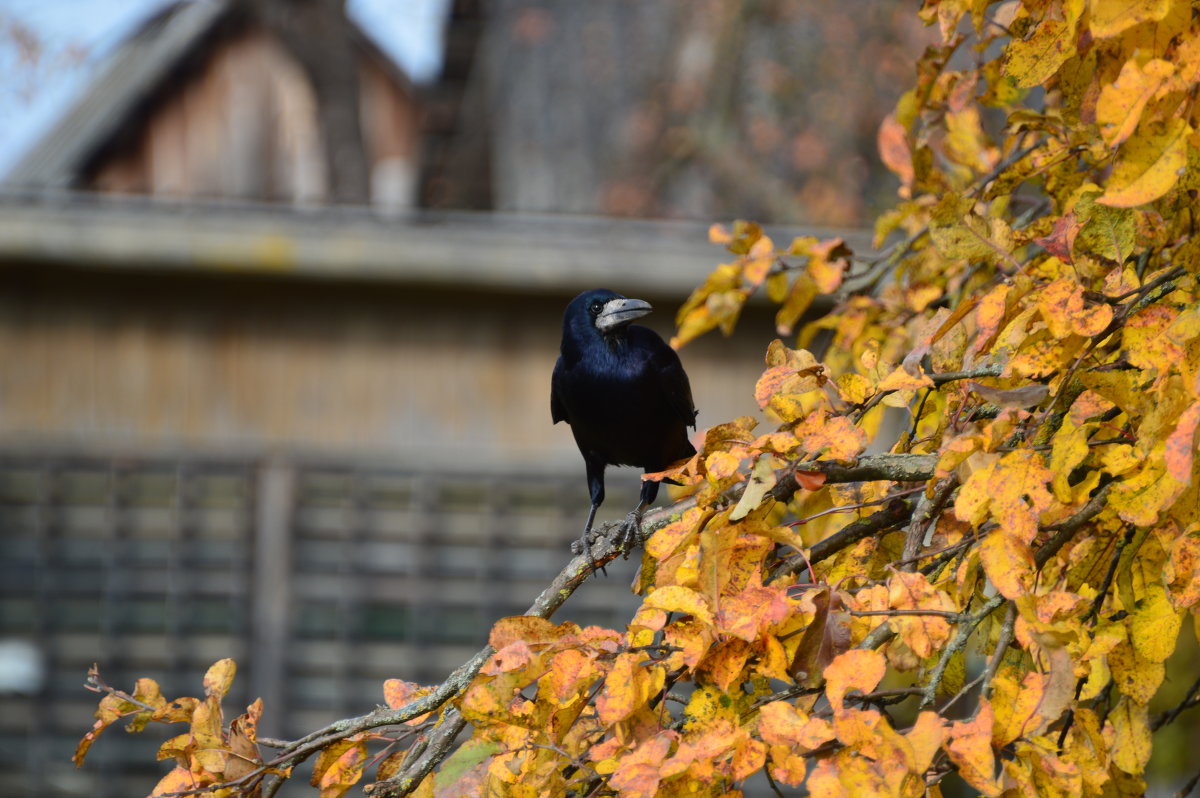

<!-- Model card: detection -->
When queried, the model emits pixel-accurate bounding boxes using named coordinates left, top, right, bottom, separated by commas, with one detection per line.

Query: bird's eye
left=588, top=300, right=603, bottom=316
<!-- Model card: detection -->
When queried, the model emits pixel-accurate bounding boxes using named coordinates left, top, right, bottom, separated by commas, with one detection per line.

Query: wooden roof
left=0, top=190, right=873, bottom=296
left=3, top=0, right=417, bottom=190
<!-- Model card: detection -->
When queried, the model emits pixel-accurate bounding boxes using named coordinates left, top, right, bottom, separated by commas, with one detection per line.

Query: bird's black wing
left=645, top=334, right=697, bottom=429
left=550, top=355, right=568, bottom=424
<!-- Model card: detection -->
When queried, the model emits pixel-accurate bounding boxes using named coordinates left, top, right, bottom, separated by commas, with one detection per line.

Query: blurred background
left=0, top=0, right=932, bottom=794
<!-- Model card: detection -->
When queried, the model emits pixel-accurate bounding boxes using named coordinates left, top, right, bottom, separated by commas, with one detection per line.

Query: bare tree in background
left=243, top=0, right=371, bottom=204
left=444, top=0, right=934, bottom=225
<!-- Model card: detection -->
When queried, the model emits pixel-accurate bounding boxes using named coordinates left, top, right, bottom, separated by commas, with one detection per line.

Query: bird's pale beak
left=596, top=297, right=653, bottom=333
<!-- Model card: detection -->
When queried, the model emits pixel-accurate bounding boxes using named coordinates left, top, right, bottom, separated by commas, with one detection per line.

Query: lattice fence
left=0, top=453, right=644, bottom=797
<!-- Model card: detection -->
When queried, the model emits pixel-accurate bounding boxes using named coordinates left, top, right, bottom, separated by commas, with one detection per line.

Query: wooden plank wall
left=0, top=269, right=771, bottom=470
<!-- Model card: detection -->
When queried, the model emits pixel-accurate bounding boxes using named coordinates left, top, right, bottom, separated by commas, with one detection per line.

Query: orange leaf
left=794, top=469, right=827, bottom=491
left=945, top=699, right=1002, bottom=796
left=608, top=735, right=673, bottom=798
left=312, top=738, right=368, bottom=798
left=544, top=649, right=599, bottom=706
left=823, top=649, right=886, bottom=713
left=595, top=652, right=648, bottom=724
left=149, top=766, right=200, bottom=797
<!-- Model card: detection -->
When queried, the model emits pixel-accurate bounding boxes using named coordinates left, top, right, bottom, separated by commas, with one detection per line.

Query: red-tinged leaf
left=73, top=721, right=107, bottom=768
left=794, top=469, right=827, bottom=491
left=1165, top=402, right=1200, bottom=482
left=708, top=223, right=732, bottom=244
left=488, top=616, right=573, bottom=651
left=481, top=640, right=533, bottom=675
left=717, top=584, right=791, bottom=642
left=755, top=356, right=825, bottom=410
left=375, top=751, right=407, bottom=783
left=1034, top=213, right=1079, bottom=263
left=823, top=649, right=886, bottom=713
left=878, top=113, right=914, bottom=192
left=790, top=588, right=851, bottom=684
left=202, top=658, right=236, bottom=700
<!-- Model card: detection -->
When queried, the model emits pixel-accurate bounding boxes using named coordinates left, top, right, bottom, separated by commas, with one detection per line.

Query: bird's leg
left=614, top=502, right=647, bottom=557
left=571, top=501, right=601, bottom=561
left=615, top=477, right=662, bottom=557
left=570, top=462, right=606, bottom=572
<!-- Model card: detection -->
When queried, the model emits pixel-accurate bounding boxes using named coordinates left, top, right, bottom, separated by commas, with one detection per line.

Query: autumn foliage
left=76, top=1, right=1200, bottom=796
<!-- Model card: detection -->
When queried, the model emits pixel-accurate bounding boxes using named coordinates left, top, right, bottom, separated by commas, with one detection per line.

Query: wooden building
left=0, top=4, right=874, bottom=796
left=6, top=0, right=422, bottom=209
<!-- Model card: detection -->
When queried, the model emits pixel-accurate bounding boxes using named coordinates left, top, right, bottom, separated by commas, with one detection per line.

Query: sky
left=0, top=0, right=450, bottom=175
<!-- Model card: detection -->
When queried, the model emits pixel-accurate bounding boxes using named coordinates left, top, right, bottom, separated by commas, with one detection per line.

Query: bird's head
left=566, top=289, right=653, bottom=338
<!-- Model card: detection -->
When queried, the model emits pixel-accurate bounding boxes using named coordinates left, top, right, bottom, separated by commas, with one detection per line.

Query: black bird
left=551, top=289, right=698, bottom=562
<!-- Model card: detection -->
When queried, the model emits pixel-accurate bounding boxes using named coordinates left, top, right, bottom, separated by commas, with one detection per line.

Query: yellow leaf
left=1090, top=0, right=1173, bottom=39
left=1049, top=418, right=1090, bottom=502
left=1003, top=17, right=1076, bottom=89
left=980, top=529, right=1036, bottom=598
left=906, top=711, right=945, bottom=774
left=823, top=649, right=886, bottom=713
left=643, top=586, right=714, bottom=626
left=835, top=372, right=875, bottom=405
left=705, top=450, right=742, bottom=481
left=971, top=283, right=1010, bottom=354
left=1099, top=119, right=1192, bottom=207
left=731, top=457, right=777, bottom=522
left=1129, top=586, right=1184, bottom=663
left=1109, top=698, right=1152, bottom=774
left=1096, top=58, right=1174, bottom=147
left=876, top=364, right=934, bottom=392
left=1108, top=639, right=1165, bottom=703
left=203, top=659, right=236, bottom=700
